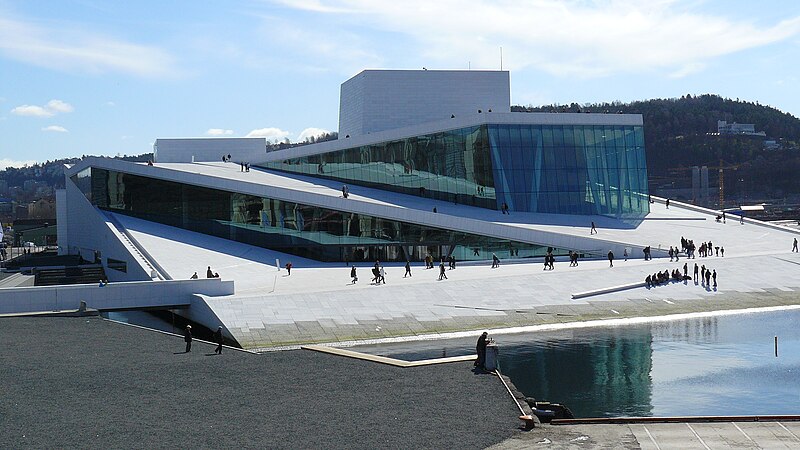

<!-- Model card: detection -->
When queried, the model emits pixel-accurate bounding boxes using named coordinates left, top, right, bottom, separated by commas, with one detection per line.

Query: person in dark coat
left=351, top=266, right=357, bottom=284
left=206, top=266, right=214, bottom=278
left=475, top=332, right=488, bottom=369
left=608, top=250, right=614, bottom=267
left=214, top=326, right=224, bottom=354
left=438, top=260, right=448, bottom=280
left=404, top=260, right=412, bottom=278
left=184, top=325, right=193, bottom=353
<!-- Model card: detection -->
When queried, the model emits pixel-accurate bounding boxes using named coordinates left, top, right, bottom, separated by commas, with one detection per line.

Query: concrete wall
left=154, top=137, right=267, bottom=163
left=0, top=279, right=234, bottom=315
left=339, top=70, right=511, bottom=137
left=63, top=177, right=151, bottom=282
left=56, top=188, right=68, bottom=255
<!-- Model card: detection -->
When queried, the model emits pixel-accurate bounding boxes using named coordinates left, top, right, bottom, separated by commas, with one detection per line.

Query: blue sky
left=1, top=0, right=800, bottom=167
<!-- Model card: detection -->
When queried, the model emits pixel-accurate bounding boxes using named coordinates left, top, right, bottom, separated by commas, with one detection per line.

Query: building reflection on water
left=496, top=318, right=720, bottom=418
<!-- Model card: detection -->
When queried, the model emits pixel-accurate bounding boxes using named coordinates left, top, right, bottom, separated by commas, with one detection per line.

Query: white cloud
left=42, top=125, right=68, bottom=132
left=0, top=158, right=38, bottom=168
left=246, top=127, right=290, bottom=140
left=0, top=16, right=179, bottom=78
left=11, top=104, right=52, bottom=117
left=276, top=0, right=800, bottom=77
left=106, top=101, right=116, bottom=107
left=11, top=99, right=74, bottom=117
left=206, top=128, right=234, bottom=136
left=297, top=127, right=330, bottom=142
left=46, top=99, right=74, bottom=113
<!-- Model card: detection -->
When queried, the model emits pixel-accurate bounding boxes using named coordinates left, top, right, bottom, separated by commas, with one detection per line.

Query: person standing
left=793, top=238, right=798, bottom=252
left=694, top=263, right=699, bottom=281
left=379, top=265, right=386, bottom=284
left=590, top=221, right=597, bottom=234
left=722, top=211, right=726, bottom=223
left=683, top=263, right=688, bottom=279
left=712, top=270, right=717, bottom=288
left=214, top=326, right=224, bottom=354
left=475, top=332, right=488, bottom=369
left=438, top=260, right=448, bottom=280
left=666, top=198, right=670, bottom=208
left=285, top=262, right=292, bottom=275
left=350, top=266, right=357, bottom=284
left=623, top=248, right=628, bottom=262
left=404, top=260, right=412, bottom=277
left=184, top=325, right=193, bottom=353
left=607, top=250, right=614, bottom=267
left=705, top=269, right=711, bottom=286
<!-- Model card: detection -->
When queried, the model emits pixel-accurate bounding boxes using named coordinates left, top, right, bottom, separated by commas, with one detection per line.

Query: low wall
left=0, top=279, right=234, bottom=315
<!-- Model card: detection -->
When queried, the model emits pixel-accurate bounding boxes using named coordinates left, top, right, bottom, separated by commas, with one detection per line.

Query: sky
left=1, top=0, right=800, bottom=167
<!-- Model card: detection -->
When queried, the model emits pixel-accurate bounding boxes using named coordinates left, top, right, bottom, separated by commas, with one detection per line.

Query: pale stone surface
left=111, top=186, right=800, bottom=349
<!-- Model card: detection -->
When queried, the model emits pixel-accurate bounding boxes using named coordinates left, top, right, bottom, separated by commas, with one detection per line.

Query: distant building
left=28, top=198, right=57, bottom=220
left=717, top=120, right=766, bottom=137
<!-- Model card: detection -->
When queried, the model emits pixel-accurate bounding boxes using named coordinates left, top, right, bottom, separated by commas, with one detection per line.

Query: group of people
left=189, top=266, right=220, bottom=279
left=568, top=250, right=580, bottom=267
left=542, top=251, right=556, bottom=270
left=182, top=324, right=225, bottom=354
left=680, top=236, right=724, bottom=259
left=644, top=262, right=718, bottom=289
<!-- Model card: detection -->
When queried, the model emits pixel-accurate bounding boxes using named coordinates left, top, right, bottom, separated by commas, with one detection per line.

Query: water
left=352, top=309, right=800, bottom=418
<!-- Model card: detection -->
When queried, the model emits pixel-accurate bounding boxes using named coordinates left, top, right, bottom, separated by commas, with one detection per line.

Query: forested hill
left=514, top=95, right=800, bottom=199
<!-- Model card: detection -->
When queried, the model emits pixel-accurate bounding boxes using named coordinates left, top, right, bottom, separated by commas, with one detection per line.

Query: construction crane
left=668, top=160, right=740, bottom=207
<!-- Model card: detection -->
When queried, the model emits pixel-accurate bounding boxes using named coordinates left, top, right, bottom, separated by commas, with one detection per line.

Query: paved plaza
left=113, top=177, right=800, bottom=350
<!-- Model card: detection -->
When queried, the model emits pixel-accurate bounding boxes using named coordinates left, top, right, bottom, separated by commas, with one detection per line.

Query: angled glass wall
left=259, top=123, right=649, bottom=218
left=74, top=168, right=574, bottom=263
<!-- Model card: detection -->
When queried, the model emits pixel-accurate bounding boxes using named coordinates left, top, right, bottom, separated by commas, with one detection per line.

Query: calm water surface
left=352, top=309, right=800, bottom=418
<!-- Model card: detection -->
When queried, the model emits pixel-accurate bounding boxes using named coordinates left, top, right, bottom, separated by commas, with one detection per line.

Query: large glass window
left=259, top=122, right=649, bottom=218
left=80, top=169, right=573, bottom=263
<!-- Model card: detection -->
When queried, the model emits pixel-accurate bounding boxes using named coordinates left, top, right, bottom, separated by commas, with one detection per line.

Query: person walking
left=623, top=248, right=628, bottom=262
left=607, top=250, right=614, bottom=267
left=350, top=266, right=357, bottom=284
left=669, top=246, right=674, bottom=262
left=379, top=265, right=386, bottom=284
left=285, top=262, right=292, bottom=275
left=793, top=238, right=798, bottom=252
left=184, top=325, right=193, bottom=353
left=590, top=221, right=597, bottom=234
left=438, top=260, right=448, bottom=280
left=214, top=326, right=224, bottom=354
left=722, top=211, right=726, bottom=223
left=404, top=260, right=412, bottom=277
left=491, top=253, right=500, bottom=268
left=475, top=332, right=488, bottom=369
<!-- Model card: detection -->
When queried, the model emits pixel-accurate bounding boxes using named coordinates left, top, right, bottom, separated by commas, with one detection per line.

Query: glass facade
left=74, top=168, right=577, bottom=263
left=260, top=123, right=649, bottom=217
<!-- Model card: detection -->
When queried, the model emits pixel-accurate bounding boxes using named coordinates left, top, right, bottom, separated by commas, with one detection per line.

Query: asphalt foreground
left=0, top=316, right=519, bottom=449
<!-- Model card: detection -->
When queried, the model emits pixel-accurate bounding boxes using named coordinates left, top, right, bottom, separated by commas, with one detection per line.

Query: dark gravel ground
left=0, top=316, right=520, bottom=449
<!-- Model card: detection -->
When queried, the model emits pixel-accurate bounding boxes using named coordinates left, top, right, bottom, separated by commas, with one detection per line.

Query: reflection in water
left=497, top=329, right=654, bottom=418
left=353, top=309, right=800, bottom=418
